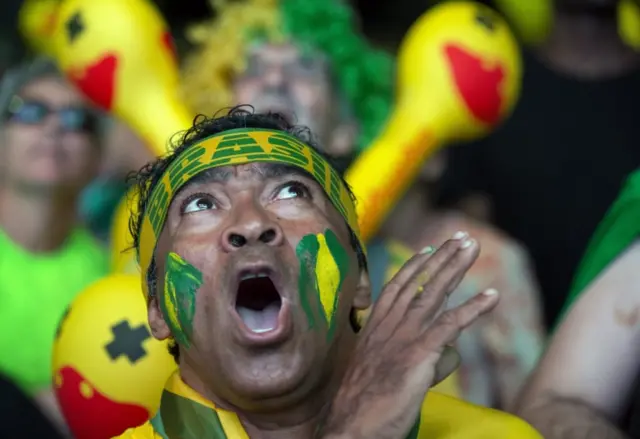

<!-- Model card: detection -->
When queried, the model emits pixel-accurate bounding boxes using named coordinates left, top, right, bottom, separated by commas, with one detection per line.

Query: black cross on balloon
left=66, top=11, right=85, bottom=43
left=105, top=320, right=151, bottom=364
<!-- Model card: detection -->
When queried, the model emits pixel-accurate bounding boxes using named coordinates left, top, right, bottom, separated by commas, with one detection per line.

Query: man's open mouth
left=235, top=271, right=283, bottom=334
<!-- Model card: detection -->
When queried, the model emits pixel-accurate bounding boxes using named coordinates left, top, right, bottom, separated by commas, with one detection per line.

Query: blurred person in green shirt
left=0, top=58, right=108, bottom=422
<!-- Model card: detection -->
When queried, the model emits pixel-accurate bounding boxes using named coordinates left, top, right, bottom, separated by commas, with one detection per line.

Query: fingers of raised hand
left=370, top=233, right=469, bottom=331
left=406, top=236, right=479, bottom=320
left=420, top=289, right=500, bottom=349
left=368, top=241, right=440, bottom=322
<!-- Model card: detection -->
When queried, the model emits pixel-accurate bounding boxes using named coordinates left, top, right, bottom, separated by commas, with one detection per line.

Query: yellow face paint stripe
left=315, top=233, right=341, bottom=326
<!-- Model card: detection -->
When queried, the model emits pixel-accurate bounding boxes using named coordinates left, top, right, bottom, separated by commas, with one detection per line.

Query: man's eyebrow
left=255, top=162, right=314, bottom=181
left=171, top=163, right=315, bottom=196
left=171, top=168, right=232, bottom=200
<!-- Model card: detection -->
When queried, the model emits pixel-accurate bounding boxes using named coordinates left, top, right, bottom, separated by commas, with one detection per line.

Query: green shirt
left=557, top=169, right=640, bottom=326
left=0, top=228, right=108, bottom=395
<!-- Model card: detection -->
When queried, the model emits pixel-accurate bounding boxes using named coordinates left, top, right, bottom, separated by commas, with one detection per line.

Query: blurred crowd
left=1, top=0, right=640, bottom=438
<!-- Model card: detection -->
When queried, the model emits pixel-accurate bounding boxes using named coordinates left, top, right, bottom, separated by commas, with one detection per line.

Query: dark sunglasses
left=4, top=96, right=98, bottom=134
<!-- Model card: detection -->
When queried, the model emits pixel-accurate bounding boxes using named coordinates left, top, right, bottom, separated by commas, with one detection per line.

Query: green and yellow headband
left=138, top=128, right=363, bottom=299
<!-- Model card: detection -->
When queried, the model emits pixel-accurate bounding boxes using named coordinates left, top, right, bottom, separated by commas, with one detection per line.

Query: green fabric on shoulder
left=556, top=169, right=640, bottom=327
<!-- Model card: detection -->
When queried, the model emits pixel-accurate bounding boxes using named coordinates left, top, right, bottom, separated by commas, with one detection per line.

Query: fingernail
left=452, top=231, right=468, bottom=240
left=483, top=288, right=498, bottom=296
left=461, top=239, right=475, bottom=249
left=420, top=245, right=435, bottom=254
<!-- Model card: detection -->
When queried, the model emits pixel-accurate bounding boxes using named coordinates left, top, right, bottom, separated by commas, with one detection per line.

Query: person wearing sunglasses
left=0, top=57, right=108, bottom=432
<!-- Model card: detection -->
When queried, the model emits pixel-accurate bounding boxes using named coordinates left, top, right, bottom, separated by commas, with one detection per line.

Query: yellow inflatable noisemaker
left=53, top=274, right=176, bottom=439
left=111, top=190, right=140, bottom=274
left=51, top=0, right=197, bottom=272
left=345, top=2, right=522, bottom=242
left=51, top=0, right=192, bottom=157
left=18, top=0, right=61, bottom=56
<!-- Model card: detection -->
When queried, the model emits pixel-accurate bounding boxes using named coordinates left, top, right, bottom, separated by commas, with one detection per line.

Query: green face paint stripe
left=296, top=234, right=320, bottom=329
left=164, top=252, right=203, bottom=349
left=160, top=390, right=228, bottom=439
left=160, top=270, right=188, bottom=348
left=323, top=229, right=350, bottom=342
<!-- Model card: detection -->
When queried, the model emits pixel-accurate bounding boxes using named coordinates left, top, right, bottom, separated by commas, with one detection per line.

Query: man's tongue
left=237, top=303, right=280, bottom=333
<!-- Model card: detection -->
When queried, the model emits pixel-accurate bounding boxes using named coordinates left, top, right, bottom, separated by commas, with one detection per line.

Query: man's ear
left=148, top=295, right=171, bottom=340
left=352, top=268, right=372, bottom=312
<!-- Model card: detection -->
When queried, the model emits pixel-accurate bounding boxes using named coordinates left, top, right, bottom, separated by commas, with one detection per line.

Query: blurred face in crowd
left=0, top=76, right=100, bottom=195
left=233, top=42, right=357, bottom=160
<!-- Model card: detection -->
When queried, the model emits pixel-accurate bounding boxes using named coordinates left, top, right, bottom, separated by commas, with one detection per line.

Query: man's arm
left=515, top=241, right=640, bottom=439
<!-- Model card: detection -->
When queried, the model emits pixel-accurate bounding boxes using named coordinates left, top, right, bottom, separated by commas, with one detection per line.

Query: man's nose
left=41, top=112, right=64, bottom=137
left=219, top=200, right=284, bottom=251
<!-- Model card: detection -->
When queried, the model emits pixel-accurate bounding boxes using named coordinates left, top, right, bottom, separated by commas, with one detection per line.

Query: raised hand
left=320, top=233, right=499, bottom=439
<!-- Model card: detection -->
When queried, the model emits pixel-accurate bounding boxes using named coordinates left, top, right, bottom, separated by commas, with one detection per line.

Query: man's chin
left=215, top=350, right=319, bottom=409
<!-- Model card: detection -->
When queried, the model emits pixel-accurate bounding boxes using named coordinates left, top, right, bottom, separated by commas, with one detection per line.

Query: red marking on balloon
left=162, top=31, right=177, bottom=64
left=444, top=44, right=505, bottom=126
left=55, top=366, right=150, bottom=439
left=66, top=54, right=119, bottom=111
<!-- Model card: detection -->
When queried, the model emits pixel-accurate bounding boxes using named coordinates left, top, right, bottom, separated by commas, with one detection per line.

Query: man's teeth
left=240, top=273, right=269, bottom=281
left=237, top=303, right=280, bottom=333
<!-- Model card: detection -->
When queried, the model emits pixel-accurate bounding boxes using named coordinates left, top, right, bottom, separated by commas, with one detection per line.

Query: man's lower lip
left=232, top=302, right=292, bottom=346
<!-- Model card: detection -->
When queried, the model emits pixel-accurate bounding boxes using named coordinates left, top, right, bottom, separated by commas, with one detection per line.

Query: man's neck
left=179, top=332, right=359, bottom=439
left=537, top=10, right=640, bottom=80
left=0, top=186, right=78, bottom=253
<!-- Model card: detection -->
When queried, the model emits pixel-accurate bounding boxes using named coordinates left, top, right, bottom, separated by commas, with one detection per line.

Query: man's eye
left=275, top=182, right=309, bottom=200
left=183, top=196, right=215, bottom=214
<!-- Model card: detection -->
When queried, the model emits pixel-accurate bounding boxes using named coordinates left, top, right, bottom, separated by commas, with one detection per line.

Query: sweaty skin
left=296, top=229, right=349, bottom=341
left=162, top=252, right=203, bottom=348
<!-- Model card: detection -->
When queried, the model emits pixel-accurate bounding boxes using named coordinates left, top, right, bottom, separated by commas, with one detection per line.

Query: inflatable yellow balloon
left=111, top=191, right=140, bottom=274
left=53, top=274, right=176, bottom=439
left=51, top=0, right=192, bottom=156
left=346, top=2, right=522, bottom=242
left=18, top=0, right=61, bottom=56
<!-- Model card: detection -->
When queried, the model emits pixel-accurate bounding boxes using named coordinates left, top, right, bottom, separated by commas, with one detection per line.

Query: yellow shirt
left=115, top=372, right=541, bottom=439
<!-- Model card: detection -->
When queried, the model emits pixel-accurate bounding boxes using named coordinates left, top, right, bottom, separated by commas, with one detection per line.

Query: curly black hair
left=127, top=105, right=366, bottom=361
